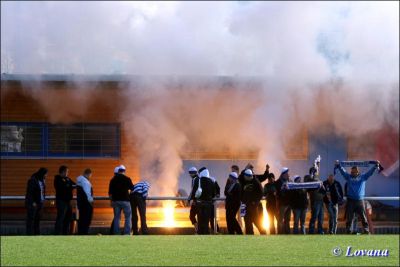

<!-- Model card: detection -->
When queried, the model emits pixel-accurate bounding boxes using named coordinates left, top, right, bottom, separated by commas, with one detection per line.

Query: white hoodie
left=77, top=175, right=93, bottom=203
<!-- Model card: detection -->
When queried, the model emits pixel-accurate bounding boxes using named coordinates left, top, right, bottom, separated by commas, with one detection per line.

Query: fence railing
left=0, top=196, right=399, bottom=201
left=1, top=195, right=399, bottom=234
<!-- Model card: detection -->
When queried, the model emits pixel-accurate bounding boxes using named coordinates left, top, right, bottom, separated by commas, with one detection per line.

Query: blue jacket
left=338, top=165, right=377, bottom=200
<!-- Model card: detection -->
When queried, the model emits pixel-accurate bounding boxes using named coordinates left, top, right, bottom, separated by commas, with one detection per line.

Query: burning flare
left=162, top=201, right=176, bottom=228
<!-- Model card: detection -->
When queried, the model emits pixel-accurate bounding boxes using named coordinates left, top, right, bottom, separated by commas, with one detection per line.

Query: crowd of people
left=24, top=158, right=379, bottom=235
left=25, top=165, right=149, bottom=235
left=187, top=158, right=379, bottom=235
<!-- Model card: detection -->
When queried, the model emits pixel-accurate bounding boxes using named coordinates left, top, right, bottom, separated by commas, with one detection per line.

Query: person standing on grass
left=231, top=164, right=243, bottom=228
left=54, top=165, right=76, bottom=235
left=77, top=168, right=94, bottom=235
left=240, top=169, right=266, bottom=235
left=25, top=167, right=48, bottom=235
left=109, top=165, right=134, bottom=235
left=130, top=180, right=150, bottom=235
left=110, top=166, right=119, bottom=235
left=224, top=172, right=243, bottom=234
left=336, top=160, right=379, bottom=234
left=109, top=166, right=121, bottom=235
left=263, top=173, right=278, bottom=234
left=239, top=163, right=270, bottom=230
left=307, top=161, right=326, bottom=235
left=289, top=175, right=308, bottom=234
left=209, top=176, right=221, bottom=233
left=189, top=167, right=216, bottom=234
left=188, top=167, right=199, bottom=233
left=323, top=174, right=343, bottom=234
left=275, top=167, right=292, bottom=234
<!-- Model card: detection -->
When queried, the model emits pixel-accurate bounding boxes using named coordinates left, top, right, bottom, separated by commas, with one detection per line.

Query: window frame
left=1, top=122, right=121, bottom=159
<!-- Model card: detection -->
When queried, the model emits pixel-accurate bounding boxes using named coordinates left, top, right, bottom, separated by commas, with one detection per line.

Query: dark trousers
left=346, top=199, right=369, bottom=234
left=55, top=200, right=72, bottom=235
left=77, top=202, right=93, bottom=235
left=189, top=202, right=197, bottom=225
left=309, top=201, right=324, bottom=234
left=209, top=204, right=220, bottom=233
left=196, top=202, right=213, bottom=235
left=244, top=202, right=266, bottom=235
left=277, top=203, right=291, bottom=234
left=130, top=195, right=148, bottom=235
left=26, top=203, right=42, bottom=235
left=293, top=208, right=307, bottom=234
left=225, top=202, right=243, bottom=234
left=326, top=203, right=338, bottom=234
left=266, top=204, right=277, bottom=234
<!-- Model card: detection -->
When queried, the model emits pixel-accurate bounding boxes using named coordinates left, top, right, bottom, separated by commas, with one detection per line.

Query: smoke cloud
left=1, top=1, right=398, bottom=195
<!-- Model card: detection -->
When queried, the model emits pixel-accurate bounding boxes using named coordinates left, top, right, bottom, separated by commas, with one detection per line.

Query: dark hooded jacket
left=25, top=168, right=47, bottom=206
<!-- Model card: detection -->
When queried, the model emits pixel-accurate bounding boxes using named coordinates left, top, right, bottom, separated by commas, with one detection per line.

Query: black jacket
left=263, top=182, right=277, bottom=208
left=274, top=178, right=291, bottom=205
left=189, top=176, right=216, bottom=202
left=224, top=179, right=241, bottom=207
left=289, top=189, right=308, bottom=210
left=307, top=176, right=326, bottom=203
left=54, top=175, right=75, bottom=202
left=108, top=173, right=134, bottom=201
left=25, top=177, right=45, bottom=206
left=214, top=180, right=221, bottom=198
left=240, top=178, right=263, bottom=204
left=323, top=180, right=343, bottom=205
left=238, top=168, right=269, bottom=184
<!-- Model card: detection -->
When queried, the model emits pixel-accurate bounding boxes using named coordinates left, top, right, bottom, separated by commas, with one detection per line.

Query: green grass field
left=1, top=235, right=399, bottom=266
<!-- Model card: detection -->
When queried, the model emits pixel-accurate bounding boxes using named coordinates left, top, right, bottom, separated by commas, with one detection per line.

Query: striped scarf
left=286, top=181, right=322, bottom=190
left=334, top=160, right=383, bottom=175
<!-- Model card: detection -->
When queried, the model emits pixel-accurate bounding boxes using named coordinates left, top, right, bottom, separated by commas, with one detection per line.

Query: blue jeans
left=326, top=203, right=338, bottom=234
left=309, top=201, right=324, bottom=234
left=112, top=201, right=132, bottom=235
left=293, top=208, right=307, bottom=234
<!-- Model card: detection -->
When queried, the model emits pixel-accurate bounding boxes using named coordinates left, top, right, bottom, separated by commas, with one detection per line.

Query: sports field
left=1, top=235, right=399, bottom=266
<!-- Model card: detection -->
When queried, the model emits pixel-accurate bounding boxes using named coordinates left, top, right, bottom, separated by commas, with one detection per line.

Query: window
left=1, top=122, right=45, bottom=157
left=1, top=122, right=120, bottom=158
left=347, top=133, right=375, bottom=160
left=284, top=128, right=309, bottom=160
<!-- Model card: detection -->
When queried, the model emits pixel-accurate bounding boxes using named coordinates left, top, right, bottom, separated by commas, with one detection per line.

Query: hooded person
left=238, top=163, right=270, bottom=232
left=187, top=167, right=199, bottom=232
left=275, top=167, right=292, bottom=234
left=25, top=167, right=48, bottom=235
left=209, top=175, right=221, bottom=233
left=224, top=172, right=243, bottom=234
left=189, top=167, right=216, bottom=234
left=239, top=169, right=266, bottom=235
left=263, top=172, right=278, bottom=234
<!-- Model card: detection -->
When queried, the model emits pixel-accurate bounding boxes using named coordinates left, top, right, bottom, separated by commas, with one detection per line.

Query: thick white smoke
left=1, top=1, right=398, bottom=195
